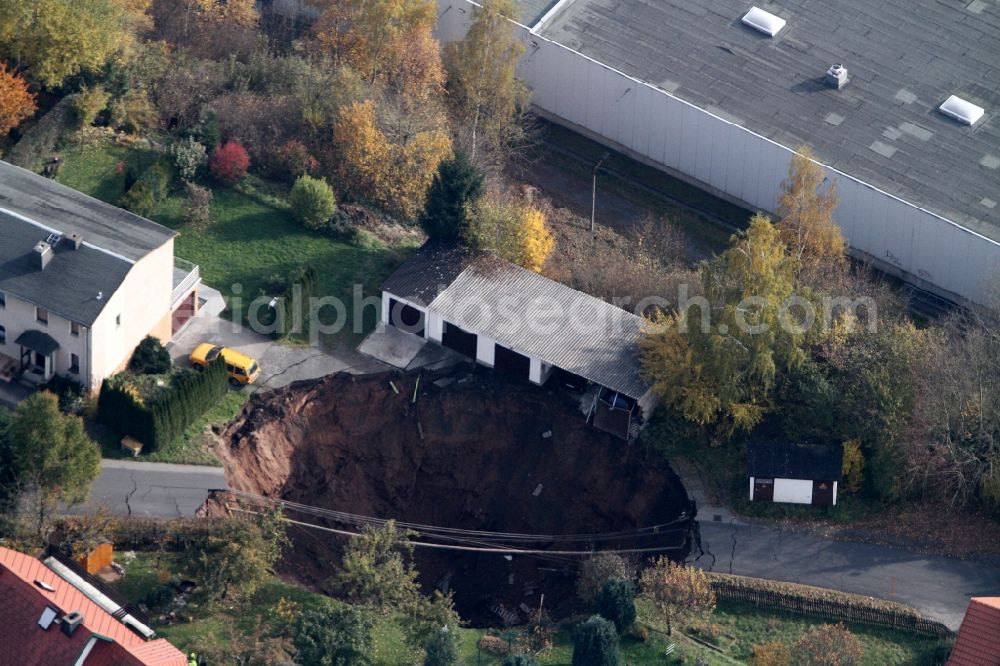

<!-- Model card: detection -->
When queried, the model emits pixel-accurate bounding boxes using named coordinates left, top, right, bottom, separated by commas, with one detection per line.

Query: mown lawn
left=55, top=136, right=413, bottom=348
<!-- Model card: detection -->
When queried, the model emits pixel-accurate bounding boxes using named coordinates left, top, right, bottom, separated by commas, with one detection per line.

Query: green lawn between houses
left=55, top=136, right=413, bottom=349
left=112, top=551, right=938, bottom=665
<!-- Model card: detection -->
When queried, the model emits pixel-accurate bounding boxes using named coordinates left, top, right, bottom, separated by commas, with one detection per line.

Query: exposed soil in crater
left=217, top=368, right=691, bottom=624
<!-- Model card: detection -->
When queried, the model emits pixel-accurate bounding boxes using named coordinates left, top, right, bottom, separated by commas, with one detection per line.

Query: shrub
left=210, top=140, right=250, bottom=184
left=292, top=603, right=374, bottom=666
left=120, top=161, right=172, bottom=218
left=594, top=577, right=636, bottom=634
left=478, top=635, right=509, bottom=655
left=70, top=86, right=110, bottom=127
left=917, top=637, right=954, bottom=666
left=423, top=627, right=458, bottom=666
left=128, top=336, right=172, bottom=375
left=790, top=624, right=863, bottom=666
left=577, top=554, right=635, bottom=605
left=467, top=192, right=555, bottom=272
left=41, top=375, right=86, bottom=414
left=750, top=641, right=791, bottom=666
left=274, top=139, right=319, bottom=181
left=572, top=615, right=619, bottom=666
left=182, top=182, right=213, bottom=228
left=290, top=175, right=337, bottom=230
left=110, top=89, right=158, bottom=134
left=172, top=137, right=208, bottom=181
left=144, top=584, right=175, bottom=610
left=503, top=656, right=539, bottom=666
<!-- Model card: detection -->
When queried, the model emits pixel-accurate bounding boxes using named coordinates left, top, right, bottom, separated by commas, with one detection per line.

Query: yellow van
left=189, top=343, right=261, bottom=386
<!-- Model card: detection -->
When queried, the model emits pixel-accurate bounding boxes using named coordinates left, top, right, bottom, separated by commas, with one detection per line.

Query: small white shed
left=747, top=442, right=843, bottom=507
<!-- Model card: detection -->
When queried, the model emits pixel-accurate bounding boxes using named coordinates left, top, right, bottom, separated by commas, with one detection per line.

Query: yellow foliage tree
left=841, top=439, right=864, bottom=492
left=750, top=641, right=791, bottom=666
left=639, top=557, right=716, bottom=635
left=467, top=193, right=555, bottom=272
left=194, top=0, right=258, bottom=26
left=333, top=99, right=452, bottom=218
left=776, top=145, right=845, bottom=278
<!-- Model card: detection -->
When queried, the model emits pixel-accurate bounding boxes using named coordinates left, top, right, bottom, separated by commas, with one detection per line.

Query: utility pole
left=591, top=151, right=610, bottom=233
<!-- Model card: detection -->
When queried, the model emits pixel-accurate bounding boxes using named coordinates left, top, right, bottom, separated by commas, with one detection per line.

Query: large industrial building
left=436, top=0, right=1000, bottom=304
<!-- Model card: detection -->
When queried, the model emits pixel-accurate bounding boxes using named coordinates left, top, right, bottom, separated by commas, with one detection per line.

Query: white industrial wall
left=435, top=1, right=1000, bottom=304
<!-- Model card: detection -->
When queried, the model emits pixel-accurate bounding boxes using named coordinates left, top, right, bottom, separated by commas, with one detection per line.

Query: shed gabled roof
left=0, top=547, right=186, bottom=666
left=949, top=597, right=1000, bottom=666
left=747, top=442, right=843, bottom=481
left=382, top=243, right=651, bottom=399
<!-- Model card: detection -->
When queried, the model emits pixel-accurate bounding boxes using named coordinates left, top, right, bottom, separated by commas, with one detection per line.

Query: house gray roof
left=539, top=0, right=1000, bottom=242
left=0, top=160, right=176, bottom=262
left=747, top=442, right=844, bottom=481
left=0, top=210, right=131, bottom=326
left=383, top=244, right=651, bottom=399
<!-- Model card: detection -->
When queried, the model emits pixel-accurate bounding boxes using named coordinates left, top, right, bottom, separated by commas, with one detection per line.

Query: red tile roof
left=0, top=547, right=186, bottom=666
left=949, top=597, right=1000, bottom=666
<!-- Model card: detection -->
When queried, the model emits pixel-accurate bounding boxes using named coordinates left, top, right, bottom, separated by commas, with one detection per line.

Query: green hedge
left=706, top=572, right=952, bottom=637
left=97, top=358, right=228, bottom=452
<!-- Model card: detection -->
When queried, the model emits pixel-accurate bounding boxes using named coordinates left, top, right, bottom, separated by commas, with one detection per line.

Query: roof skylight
left=742, top=7, right=786, bottom=37
left=939, top=95, right=985, bottom=126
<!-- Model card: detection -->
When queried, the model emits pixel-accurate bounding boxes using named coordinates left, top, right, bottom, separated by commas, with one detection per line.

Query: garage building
left=747, top=442, right=843, bottom=506
left=381, top=244, right=655, bottom=438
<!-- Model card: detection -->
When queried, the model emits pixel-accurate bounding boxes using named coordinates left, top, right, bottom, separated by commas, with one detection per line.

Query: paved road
left=694, top=518, right=1000, bottom=631
left=72, top=460, right=226, bottom=518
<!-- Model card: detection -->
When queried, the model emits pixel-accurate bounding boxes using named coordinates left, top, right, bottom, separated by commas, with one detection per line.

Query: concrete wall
left=434, top=0, right=1000, bottom=304
left=0, top=290, right=90, bottom=384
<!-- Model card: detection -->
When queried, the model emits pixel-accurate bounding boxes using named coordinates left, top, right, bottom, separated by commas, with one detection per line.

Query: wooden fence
left=707, top=573, right=952, bottom=637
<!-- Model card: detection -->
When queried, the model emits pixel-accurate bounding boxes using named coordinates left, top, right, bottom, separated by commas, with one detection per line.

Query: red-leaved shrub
left=209, top=140, right=250, bottom=184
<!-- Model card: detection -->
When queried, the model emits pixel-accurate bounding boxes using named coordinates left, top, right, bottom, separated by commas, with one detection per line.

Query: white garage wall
left=435, top=1, right=1000, bottom=304
left=773, top=478, right=814, bottom=504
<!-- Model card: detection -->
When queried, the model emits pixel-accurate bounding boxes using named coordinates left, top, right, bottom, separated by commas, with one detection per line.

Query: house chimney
left=60, top=611, right=84, bottom=637
left=34, top=241, right=53, bottom=270
left=825, top=63, right=848, bottom=89
left=67, top=232, right=83, bottom=250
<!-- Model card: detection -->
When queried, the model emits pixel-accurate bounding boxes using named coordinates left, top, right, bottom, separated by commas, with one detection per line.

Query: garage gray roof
left=539, top=0, right=1000, bottom=241
left=383, top=244, right=651, bottom=399
left=0, top=210, right=131, bottom=326
left=747, top=442, right=843, bottom=481
left=0, top=160, right=175, bottom=262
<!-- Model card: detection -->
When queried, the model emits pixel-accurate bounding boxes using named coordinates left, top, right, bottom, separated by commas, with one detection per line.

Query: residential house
left=949, top=597, right=1000, bottom=666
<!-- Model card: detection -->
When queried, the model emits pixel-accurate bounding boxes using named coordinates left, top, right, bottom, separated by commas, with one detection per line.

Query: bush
left=70, top=86, right=110, bottom=127
left=750, top=642, right=790, bottom=666
left=577, top=554, right=635, bottom=605
left=790, top=624, right=863, bottom=666
left=423, top=627, right=458, bottom=666
left=120, top=161, right=172, bottom=218
left=210, top=140, right=250, bottom=184
left=293, top=603, right=374, bottom=666
left=478, top=635, right=509, bottom=655
left=144, top=583, right=175, bottom=610
left=274, top=139, right=319, bottom=181
left=290, top=175, right=337, bottom=230
left=129, top=336, right=172, bottom=375
left=41, top=375, right=86, bottom=414
left=503, top=656, right=539, bottom=666
left=110, top=89, right=158, bottom=134
left=572, top=615, right=619, bottom=666
left=182, top=181, right=213, bottom=228
left=594, top=577, right=636, bottom=634
left=916, top=637, right=954, bottom=666
left=172, top=137, right=208, bottom=181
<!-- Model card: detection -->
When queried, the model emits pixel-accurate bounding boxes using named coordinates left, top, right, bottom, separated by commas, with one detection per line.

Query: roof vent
left=33, top=241, right=53, bottom=270
left=825, top=63, right=848, bottom=89
left=939, top=95, right=984, bottom=125
left=34, top=580, right=56, bottom=592
left=46, top=232, right=61, bottom=247
left=60, top=611, right=84, bottom=637
left=66, top=232, right=83, bottom=250
left=742, top=7, right=786, bottom=37
left=38, top=606, right=58, bottom=630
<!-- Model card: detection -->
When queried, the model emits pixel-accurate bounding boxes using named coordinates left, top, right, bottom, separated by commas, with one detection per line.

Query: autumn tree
left=333, top=99, right=452, bottom=218
left=639, top=558, right=716, bottom=635
left=444, top=0, right=530, bottom=163
left=9, top=392, right=101, bottom=533
left=149, top=0, right=258, bottom=58
left=776, top=146, right=845, bottom=281
left=0, top=0, right=137, bottom=87
left=0, top=64, right=35, bottom=136
left=790, top=624, right=863, bottom=666
left=750, top=641, right=791, bottom=666
left=641, top=214, right=813, bottom=440
left=576, top=554, right=636, bottom=605
left=467, top=191, right=555, bottom=272
left=419, top=151, right=484, bottom=241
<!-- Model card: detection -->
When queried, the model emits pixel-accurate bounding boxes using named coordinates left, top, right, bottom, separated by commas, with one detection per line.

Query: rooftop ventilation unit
left=939, top=95, right=984, bottom=126
left=825, top=63, right=848, bottom=89
left=45, top=233, right=61, bottom=247
left=742, top=7, right=786, bottom=37
left=34, top=241, right=53, bottom=270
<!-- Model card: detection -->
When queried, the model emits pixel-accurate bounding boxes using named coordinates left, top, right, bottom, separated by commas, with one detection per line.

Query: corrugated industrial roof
left=539, top=0, right=1000, bottom=241
left=383, top=244, right=651, bottom=398
left=0, top=547, right=186, bottom=666
left=949, top=597, right=1000, bottom=666
left=746, top=442, right=843, bottom=481
left=0, top=210, right=131, bottom=326
left=0, top=160, right=175, bottom=262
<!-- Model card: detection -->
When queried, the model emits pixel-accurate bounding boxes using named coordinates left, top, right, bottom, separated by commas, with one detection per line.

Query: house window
left=36, top=307, right=48, bottom=325
left=0, top=291, right=5, bottom=308
left=70, top=321, right=80, bottom=337
left=0, top=325, right=5, bottom=345
left=116, top=314, right=121, bottom=327
left=70, top=353, right=80, bottom=374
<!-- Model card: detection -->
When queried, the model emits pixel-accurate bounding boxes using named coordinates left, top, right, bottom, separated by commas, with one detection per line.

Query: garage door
left=493, top=345, right=530, bottom=379
left=441, top=321, right=477, bottom=358
left=388, top=298, right=425, bottom=337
